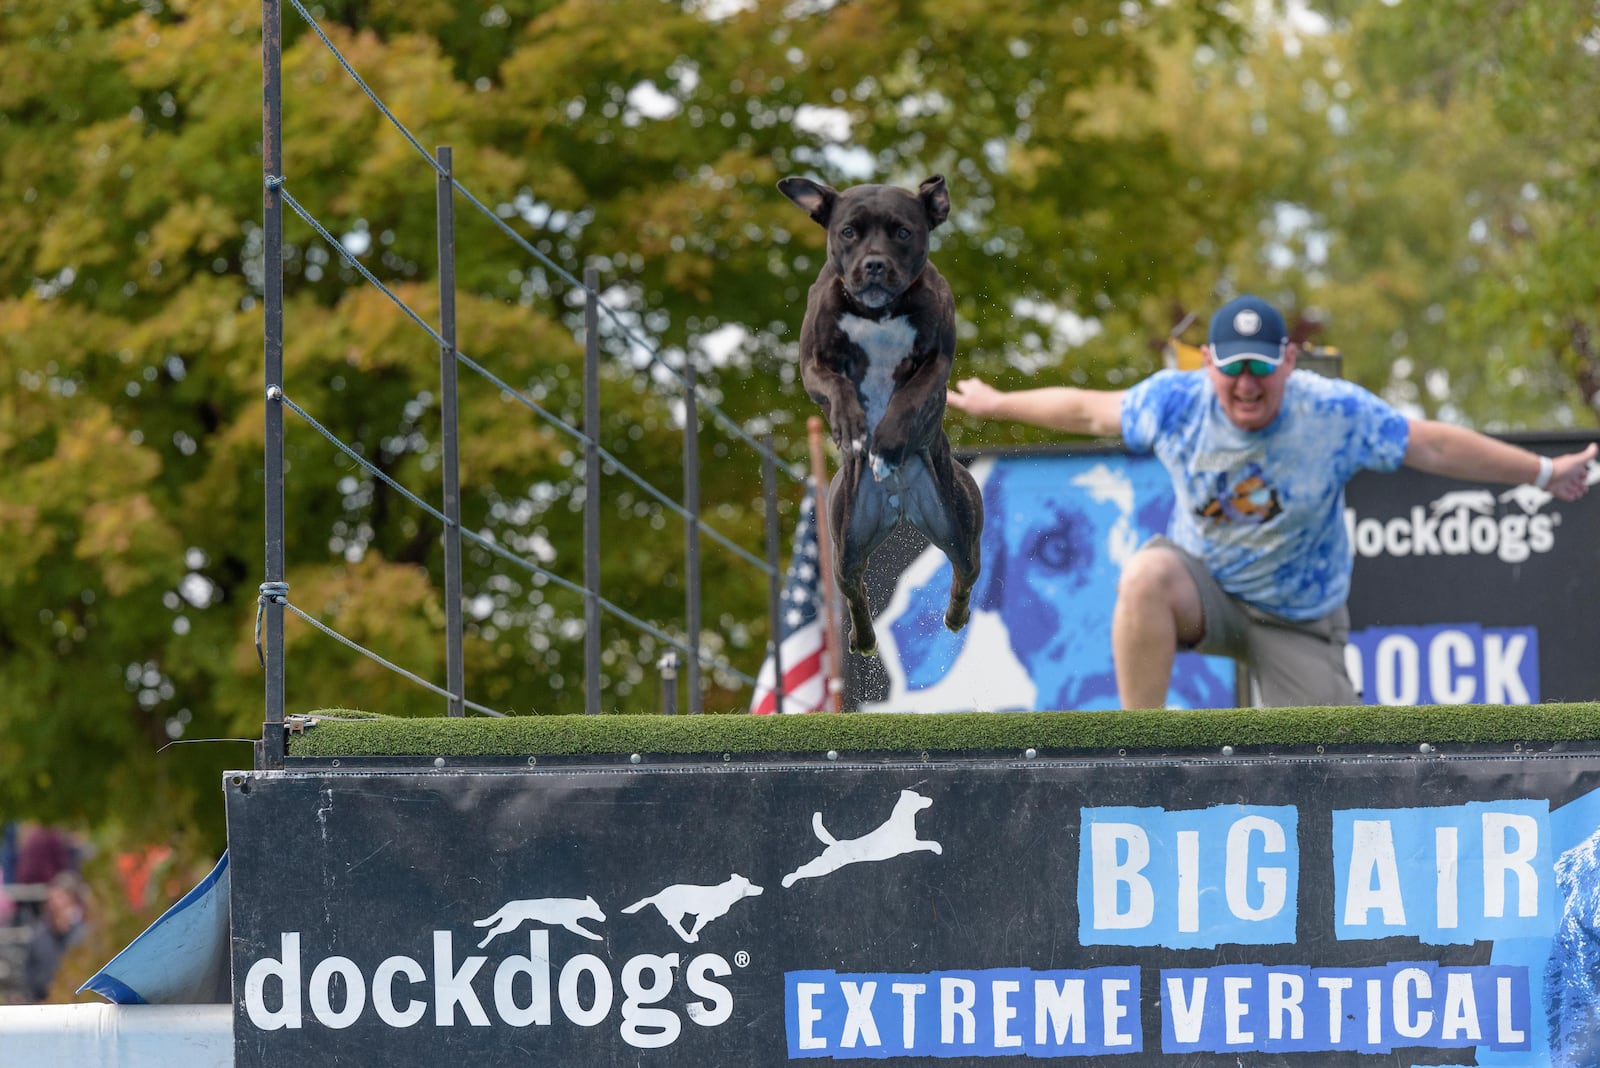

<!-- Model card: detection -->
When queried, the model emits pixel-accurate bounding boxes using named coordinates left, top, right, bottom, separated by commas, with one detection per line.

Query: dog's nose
left=862, top=257, right=887, bottom=278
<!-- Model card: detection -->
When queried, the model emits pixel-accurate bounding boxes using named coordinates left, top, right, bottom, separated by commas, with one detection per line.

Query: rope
left=280, top=0, right=803, bottom=482
left=275, top=388, right=761, bottom=688
left=255, top=580, right=289, bottom=668
left=257, top=578, right=505, bottom=715
left=272, top=180, right=775, bottom=577
left=451, top=349, right=775, bottom=573
left=265, top=6, right=789, bottom=704
left=280, top=598, right=508, bottom=717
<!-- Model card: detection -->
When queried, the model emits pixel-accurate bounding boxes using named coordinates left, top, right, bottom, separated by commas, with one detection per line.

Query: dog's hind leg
left=908, top=439, right=983, bottom=632
left=830, top=464, right=896, bottom=655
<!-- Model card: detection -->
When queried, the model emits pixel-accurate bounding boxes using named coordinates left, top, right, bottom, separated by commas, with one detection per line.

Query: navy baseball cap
left=1208, top=295, right=1288, bottom=367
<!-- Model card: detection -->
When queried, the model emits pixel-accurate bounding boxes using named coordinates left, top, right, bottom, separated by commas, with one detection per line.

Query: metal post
left=436, top=146, right=464, bottom=717
left=259, top=0, right=286, bottom=769
left=807, top=417, right=842, bottom=712
left=658, top=650, right=679, bottom=716
left=583, top=266, right=601, bottom=715
left=683, top=357, right=702, bottom=713
left=762, top=435, right=784, bottom=715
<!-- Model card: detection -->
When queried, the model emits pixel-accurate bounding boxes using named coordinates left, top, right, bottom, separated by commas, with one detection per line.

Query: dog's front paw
left=829, top=414, right=867, bottom=459
left=868, top=452, right=898, bottom=482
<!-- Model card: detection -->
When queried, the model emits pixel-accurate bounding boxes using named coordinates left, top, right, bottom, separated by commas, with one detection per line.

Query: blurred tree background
left=1, top=0, right=1596, bottom=854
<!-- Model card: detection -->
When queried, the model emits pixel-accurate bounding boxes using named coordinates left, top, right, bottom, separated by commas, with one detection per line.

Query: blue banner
left=1077, top=805, right=1298, bottom=949
left=784, top=967, right=1142, bottom=1059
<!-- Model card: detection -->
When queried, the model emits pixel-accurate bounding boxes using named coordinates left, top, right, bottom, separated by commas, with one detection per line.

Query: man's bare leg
left=1112, top=547, right=1207, bottom=709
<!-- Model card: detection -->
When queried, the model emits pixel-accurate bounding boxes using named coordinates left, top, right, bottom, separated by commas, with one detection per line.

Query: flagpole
left=807, top=417, right=844, bottom=712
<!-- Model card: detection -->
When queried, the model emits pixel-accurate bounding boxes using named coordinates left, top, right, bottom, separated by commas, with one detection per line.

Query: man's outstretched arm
left=946, top=377, right=1127, bottom=438
left=1404, top=420, right=1597, bottom=502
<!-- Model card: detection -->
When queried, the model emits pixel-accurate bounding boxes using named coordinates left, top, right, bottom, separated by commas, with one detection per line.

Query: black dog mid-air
left=778, top=174, right=983, bottom=655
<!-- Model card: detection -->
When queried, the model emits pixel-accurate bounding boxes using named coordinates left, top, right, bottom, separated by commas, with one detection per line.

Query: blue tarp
left=79, top=851, right=229, bottom=1005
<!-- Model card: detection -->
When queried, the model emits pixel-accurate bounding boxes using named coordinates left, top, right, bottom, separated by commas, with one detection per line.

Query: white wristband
left=1534, top=454, right=1553, bottom=489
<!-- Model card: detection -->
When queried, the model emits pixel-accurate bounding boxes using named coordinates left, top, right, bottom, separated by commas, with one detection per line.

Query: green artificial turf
left=283, top=703, right=1600, bottom=760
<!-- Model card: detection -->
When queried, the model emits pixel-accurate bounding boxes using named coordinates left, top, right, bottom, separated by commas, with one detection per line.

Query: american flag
left=750, top=482, right=832, bottom=715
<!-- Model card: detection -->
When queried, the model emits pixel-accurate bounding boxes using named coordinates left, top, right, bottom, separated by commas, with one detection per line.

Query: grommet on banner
left=1024, top=748, right=1038, bottom=760
left=1221, top=745, right=1235, bottom=757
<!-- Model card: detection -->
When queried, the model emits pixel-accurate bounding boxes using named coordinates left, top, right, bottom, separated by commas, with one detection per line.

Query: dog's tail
left=811, top=811, right=836, bottom=846
left=620, top=897, right=652, bottom=914
left=471, top=909, right=502, bottom=928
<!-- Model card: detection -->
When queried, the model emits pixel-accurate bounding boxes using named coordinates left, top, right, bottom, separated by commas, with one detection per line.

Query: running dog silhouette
left=621, top=873, right=764, bottom=944
left=1429, top=489, right=1496, bottom=516
left=1500, top=483, right=1552, bottom=514
left=782, top=789, right=942, bottom=888
left=472, top=895, right=605, bottom=948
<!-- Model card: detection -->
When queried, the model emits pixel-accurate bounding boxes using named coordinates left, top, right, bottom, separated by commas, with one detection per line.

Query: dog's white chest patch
left=840, top=313, right=916, bottom=433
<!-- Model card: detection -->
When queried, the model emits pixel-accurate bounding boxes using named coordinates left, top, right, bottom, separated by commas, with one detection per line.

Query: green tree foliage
left=1344, top=0, right=1600, bottom=426
left=1167, top=1, right=1600, bottom=426
left=1, top=0, right=1593, bottom=847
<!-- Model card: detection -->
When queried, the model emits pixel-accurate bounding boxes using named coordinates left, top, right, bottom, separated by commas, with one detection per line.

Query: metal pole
left=683, top=358, right=702, bottom=713
left=436, top=146, right=464, bottom=717
left=762, top=435, right=784, bottom=714
left=807, top=417, right=842, bottom=712
left=658, top=650, right=679, bottom=716
left=259, top=0, right=286, bottom=769
left=583, top=266, right=601, bottom=715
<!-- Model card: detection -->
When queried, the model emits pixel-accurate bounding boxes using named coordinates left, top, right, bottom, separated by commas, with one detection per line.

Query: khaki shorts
left=1146, top=536, right=1359, bottom=707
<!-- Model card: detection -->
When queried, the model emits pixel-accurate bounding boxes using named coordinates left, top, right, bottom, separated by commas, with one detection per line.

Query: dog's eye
left=839, top=226, right=856, bottom=239
left=1028, top=522, right=1087, bottom=573
left=897, top=227, right=911, bottom=240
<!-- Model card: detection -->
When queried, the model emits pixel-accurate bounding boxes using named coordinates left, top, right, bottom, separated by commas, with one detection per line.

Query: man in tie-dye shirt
left=947, top=295, right=1596, bottom=708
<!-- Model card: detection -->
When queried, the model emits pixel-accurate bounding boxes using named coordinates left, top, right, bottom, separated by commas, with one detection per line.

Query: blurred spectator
left=1, top=822, right=17, bottom=884
left=116, top=844, right=175, bottom=911
left=24, top=872, right=88, bottom=1003
left=15, top=826, right=79, bottom=886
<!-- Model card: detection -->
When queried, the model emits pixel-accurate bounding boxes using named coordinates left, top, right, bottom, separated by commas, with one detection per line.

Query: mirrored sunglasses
left=1216, top=356, right=1282, bottom=378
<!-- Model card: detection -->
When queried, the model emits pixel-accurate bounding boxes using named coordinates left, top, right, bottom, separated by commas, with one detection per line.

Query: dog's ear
left=918, top=175, right=950, bottom=229
left=778, top=176, right=837, bottom=227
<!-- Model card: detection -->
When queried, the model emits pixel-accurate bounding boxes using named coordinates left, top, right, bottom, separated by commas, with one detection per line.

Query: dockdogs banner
left=230, top=755, right=1600, bottom=1065
left=851, top=434, right=1600, bottom=712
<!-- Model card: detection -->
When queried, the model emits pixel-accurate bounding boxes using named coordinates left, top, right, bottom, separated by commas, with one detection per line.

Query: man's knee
left=1118, top=547, right=1182, bottom=601
left=1118, top=548, right=1204, bottom=632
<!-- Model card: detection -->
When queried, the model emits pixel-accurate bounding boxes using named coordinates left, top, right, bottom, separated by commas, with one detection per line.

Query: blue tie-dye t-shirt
left=1120, top=369, right=1410, bottom=620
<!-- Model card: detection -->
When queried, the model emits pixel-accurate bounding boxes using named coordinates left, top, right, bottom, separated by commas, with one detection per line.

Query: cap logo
left=1233, top=309, right=1262, bottom=336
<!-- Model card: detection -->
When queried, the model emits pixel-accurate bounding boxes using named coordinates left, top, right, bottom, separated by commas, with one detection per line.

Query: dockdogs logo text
left=1345, top=485, right=1569, bottom=564
left=241, top=789, right=943, bottom=1050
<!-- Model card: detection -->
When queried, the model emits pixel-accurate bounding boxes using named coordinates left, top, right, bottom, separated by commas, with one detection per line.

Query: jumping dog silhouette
left=782, top=789, right=942, bottom=888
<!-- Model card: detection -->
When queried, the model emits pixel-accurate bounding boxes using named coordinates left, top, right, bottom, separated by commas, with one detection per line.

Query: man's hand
left=946, top=377, right=1004, bottom=418
left=1549, top=442, right=1599, bottom=502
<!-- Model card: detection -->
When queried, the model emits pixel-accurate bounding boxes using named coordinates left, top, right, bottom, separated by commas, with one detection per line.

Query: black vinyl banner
left=850, top=434, right=1600, bottom=711
left=231, top=755, right=1600, bottom=1066
left=1343, top=435, right=1600, bottom=705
